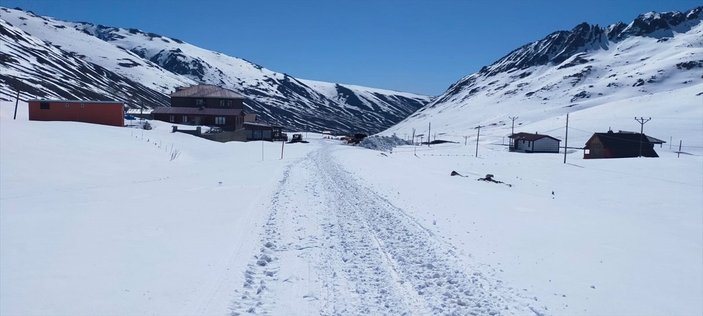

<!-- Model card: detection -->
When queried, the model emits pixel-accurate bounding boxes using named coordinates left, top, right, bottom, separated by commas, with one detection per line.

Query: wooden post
left=563, top=113, right=569, bottom=164
left=678, top=140, right=682, bottom=158
left=280, top=140, right=285, bottom=160
left=13, top=89, right=20, bottom=120
left=411, top=128, right=416, bottom=146
left=464, top=136, right=468, bottom=146
left=427, top=122, right=431, bottom=147
left=475, top=126, right=481, bottom=157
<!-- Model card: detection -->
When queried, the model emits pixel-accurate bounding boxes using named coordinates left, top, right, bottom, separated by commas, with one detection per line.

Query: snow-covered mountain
left=385, top=7, right=703, bottom=140
left=0, top=7, right=429, bottom=134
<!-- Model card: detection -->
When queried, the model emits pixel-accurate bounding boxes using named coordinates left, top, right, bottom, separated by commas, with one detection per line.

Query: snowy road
left=231, top=141, right=541, bottom=315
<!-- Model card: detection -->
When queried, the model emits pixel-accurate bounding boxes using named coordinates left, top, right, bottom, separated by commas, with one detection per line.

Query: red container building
left=28, top=100, right=124, bottom=127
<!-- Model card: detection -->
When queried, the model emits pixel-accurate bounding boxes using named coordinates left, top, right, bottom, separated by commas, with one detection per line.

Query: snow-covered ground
left=1, top=101, right=701, bottom=315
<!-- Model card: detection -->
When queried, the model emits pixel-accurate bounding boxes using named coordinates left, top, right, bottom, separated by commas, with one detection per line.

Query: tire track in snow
left=311, top=145, right=543, bottom=315
left=231, top=144, right=544, bottom=315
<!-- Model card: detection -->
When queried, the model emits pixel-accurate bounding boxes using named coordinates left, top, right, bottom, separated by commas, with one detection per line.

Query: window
left=40, top=102, right=50, bottom=110
left=215, top=116, right=226, bottom=125
left=195, top=99, right=204, bottom=106
left=169, top=115, right=175, bottom=122
left=219, top=100, right=225, bottom=107
left=182, top=115, right=188, bottom=123
left=227, top=100, right=233, bottom=107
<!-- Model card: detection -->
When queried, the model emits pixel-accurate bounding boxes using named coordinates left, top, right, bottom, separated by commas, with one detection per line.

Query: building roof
left=151, top=107, right=244, bottom=116
left=244, top=122, right=283, bottom=128
left=590, top=131, right=666, bottom=146
left=508, top=132, right=561, bottom=142
left=27, top=99, right=123, bottom=104
left=170, top=84, right=245, bottom=99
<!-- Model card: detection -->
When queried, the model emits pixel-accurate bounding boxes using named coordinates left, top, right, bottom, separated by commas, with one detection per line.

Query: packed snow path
left=231, top=142, right=541, bottom=315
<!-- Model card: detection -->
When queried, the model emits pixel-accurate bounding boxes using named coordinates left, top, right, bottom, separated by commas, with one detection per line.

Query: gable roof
left=590, top=131, right=665, bottom=147
left=170, top=84, right=245, bottom=99
left=151, top=107, right=244, bottom=116
left=508, top=132, right=561, bottom=142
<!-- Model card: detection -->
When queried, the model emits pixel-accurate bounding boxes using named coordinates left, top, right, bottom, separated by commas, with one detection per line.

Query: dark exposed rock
left=676, top=60, right=703, bottom=70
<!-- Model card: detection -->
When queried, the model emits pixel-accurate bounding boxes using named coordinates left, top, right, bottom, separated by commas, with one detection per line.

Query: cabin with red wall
left=28, top=100, right=124, bottom=127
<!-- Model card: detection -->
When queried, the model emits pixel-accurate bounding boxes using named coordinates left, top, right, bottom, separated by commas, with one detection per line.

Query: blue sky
left=2, top=0, right=700, bottom=95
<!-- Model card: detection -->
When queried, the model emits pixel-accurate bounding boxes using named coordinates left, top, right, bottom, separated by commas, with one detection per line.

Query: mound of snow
left=358, top=135, right=410, bottom=151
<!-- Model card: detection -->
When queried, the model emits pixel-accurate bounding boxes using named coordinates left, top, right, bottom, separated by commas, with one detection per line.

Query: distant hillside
left=385, top=7, right=702, bottom=142
left=0, top=7, right=430, bottom=134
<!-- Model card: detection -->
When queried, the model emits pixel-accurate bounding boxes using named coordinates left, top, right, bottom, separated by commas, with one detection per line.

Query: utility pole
left=678, top=140, right=682, bottom=158
left=509, top=116, right=518, bottom=136
left=464, top=135, right=468, bottom=146
left=475, top=125, right=481, bottom=157
left=563, top=113, right=569, bottom=164
left=13, top=89, right=20, bottom=120
left=427, top=122, right=431, bottom=147
left=635, top=117, right=652, bottom=157
left=411, top=128, right=416, bottom=146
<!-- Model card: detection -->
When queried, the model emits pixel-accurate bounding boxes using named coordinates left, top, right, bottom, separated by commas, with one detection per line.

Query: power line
left=635, top=117, right=652, bottom=157
left=509, top=116, right=518, bottom=136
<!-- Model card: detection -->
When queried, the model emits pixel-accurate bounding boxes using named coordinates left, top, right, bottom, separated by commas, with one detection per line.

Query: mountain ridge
left=0, top=7, right=429, bottom=134
left=385, top=6, right=702, bottom=139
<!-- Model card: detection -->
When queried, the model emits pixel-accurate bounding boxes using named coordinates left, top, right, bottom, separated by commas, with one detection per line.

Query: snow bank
left=358, top=135, right=410, bottom=151
left=0, top=101, right=317, bottom=316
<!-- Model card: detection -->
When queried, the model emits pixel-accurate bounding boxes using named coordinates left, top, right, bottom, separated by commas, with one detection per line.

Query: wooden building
left=152, top=107, right=251, bottom=131
left=27, top=99, right=124, bottom=127
left=584, top=130, right=665, bottom=159
left=152, top=84, right=255, bottom=131
left=508, top=132, right=561, bottom=153
left=243, top=122, right=286, bottom=141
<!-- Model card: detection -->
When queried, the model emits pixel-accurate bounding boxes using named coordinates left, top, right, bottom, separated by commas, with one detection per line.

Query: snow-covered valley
left=1, top=99, right=701, bottom=315
left=2, top=5, right=703, bottom=316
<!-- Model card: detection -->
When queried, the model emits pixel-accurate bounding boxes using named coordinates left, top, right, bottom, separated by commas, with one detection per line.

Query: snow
left=335, top=142, right=702, bottom=316
left=0, top=7, right=430, bottom=134
left=0, top=102, right=314, bottom=315
left=2, top=92, right=701, bottom=315
left=0, top=8, right=194, bottom=94
left=385, top=20, right=703, bottom=144
left=1, top=7, right=702, bottom=315
left=358, top=135, right=410, bottom=151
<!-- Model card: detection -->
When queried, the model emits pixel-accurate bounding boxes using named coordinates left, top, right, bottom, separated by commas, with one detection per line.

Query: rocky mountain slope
left=384, top=7, right=702, bottom=140
left=0, top=7, right=429, bottom=134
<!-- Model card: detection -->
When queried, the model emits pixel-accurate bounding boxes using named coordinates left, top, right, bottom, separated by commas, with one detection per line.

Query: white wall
left=532, top=137, right=560, bottom=153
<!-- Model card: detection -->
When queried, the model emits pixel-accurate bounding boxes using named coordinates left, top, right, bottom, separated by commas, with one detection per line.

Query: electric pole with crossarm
left=635, top=117, right=651, bottom=157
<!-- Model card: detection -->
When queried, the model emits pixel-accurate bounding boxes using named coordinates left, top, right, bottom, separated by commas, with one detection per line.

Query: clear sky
left=2, top=0, right=700, bottom=95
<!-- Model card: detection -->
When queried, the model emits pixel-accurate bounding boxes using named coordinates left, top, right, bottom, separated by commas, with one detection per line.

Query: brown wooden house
left=584, top=130, right=665, bottom=159
left=152, top=84, right=255, bottom=131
